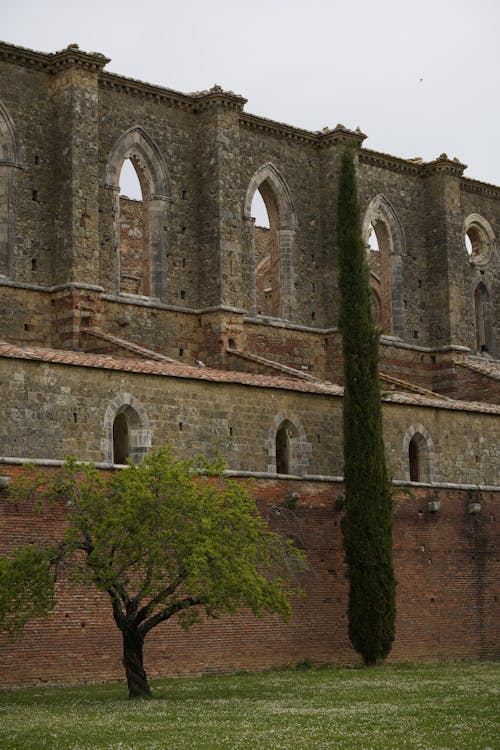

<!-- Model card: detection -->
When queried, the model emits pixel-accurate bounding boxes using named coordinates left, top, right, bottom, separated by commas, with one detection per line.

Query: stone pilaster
left=194, top=86, right=246, bottom=309
left=50, top=45, right=109, bottom=286
left=422, top=155, right=467, bottom=348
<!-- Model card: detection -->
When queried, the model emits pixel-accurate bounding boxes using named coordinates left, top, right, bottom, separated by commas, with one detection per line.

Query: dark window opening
left=409, top=437, right=420, bottom=482
left=113, top=412, right=129, bottom=464
left=276, top=424, right=289, bottom=475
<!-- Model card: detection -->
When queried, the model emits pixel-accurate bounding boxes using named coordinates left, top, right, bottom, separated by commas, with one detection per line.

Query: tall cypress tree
left=337, top=148, right=395, bottom=664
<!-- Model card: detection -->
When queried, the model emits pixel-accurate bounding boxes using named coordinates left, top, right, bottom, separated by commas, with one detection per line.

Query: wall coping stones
left=0, top=457, right=498, bottom=493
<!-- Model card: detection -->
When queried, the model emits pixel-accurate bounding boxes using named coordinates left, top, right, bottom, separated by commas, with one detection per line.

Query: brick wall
left=0, top=470, right=497, bottom=688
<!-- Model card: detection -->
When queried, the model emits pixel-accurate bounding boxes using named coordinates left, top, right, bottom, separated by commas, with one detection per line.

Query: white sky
left=2, top=0, right=499, bottom=186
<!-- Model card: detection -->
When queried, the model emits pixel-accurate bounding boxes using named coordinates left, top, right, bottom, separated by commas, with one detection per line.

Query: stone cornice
left=0, top=40, right=109, bottom=74
left=49, top=45, right=110, bottom=73
left=460, top=177, right=500, bottom=199
left=194, top=85, right=247, bottom=113
left=421, top=154, right=467, bottom=178
left=359, top=149, right=424, bottom=176
left=99, top=71, right=196, bottom=112
left=318, top=125, right=366, bottom=149
left=239, top=112, right=319, bottom=145
left=0, top=39, right=52, bottom=71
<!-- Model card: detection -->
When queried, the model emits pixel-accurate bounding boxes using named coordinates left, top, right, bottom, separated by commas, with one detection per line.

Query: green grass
left=0, top=662, right=498, bottom=749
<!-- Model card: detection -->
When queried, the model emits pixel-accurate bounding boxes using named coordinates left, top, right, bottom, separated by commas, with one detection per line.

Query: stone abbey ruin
left=0, top=41, right=498, bottom=686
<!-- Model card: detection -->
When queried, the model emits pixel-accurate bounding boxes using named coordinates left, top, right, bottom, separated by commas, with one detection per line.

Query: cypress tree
left=337, top=148, right=395, bottom=664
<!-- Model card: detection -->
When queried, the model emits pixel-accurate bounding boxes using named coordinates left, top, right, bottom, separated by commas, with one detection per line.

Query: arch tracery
left=105, top=127, right=170, bottom=299
left=362, top=194, right=406, bottom=337
left=244, top=163, right=297, bottom=320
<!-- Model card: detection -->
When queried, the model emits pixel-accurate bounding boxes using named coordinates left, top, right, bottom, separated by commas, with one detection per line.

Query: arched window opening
left=275, top=422, right=290, bottom=474
left=118, top=157, right=150, bottom=296
left=405, top=429, right=432, bottom=483
left=106, top=127, right=170, bottom=301
left=408, top=436, right=420, bottom=482
left=464, top=214, right=495, bottom=266
left=363, top=196, right=406, bottom=338
left=251, top=190, right=270, bottom=229
left=251, top=183, right=280, bottom=316
left=106, top=399, right=150, bottom=466
left=368, top=222, right=380, bottom=252
left=244, top=164, right=297, bottom=321
left=113, top=412, right=129, bottom=464
left=474, top=282, right=493, bottom=354
left=367, top=219, right=392, bottom=333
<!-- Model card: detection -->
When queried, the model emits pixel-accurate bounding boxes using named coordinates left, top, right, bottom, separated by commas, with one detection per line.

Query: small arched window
left=275, top=422, right=290, bottom=475
left=408, top=436, right=420, bottom=482
left=104, top=394, right=152, bottom=465
left=113, top=412, right=130, bottom=464
left=405, top=429, right=433, bottom=483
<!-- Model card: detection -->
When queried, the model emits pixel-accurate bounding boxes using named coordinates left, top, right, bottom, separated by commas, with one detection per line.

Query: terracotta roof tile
left=1, top=342, right=498, bottom=414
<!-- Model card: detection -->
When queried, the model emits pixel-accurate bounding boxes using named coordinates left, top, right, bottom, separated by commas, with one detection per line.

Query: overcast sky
left=2, top=0, right=499, bottom=186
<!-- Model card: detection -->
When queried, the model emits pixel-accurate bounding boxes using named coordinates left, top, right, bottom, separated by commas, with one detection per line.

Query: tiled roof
left=0, top=341, right=338, bottom=395
left=1, top=341, right=499, bottom=414
left=457, top=356, right=500, bottom=381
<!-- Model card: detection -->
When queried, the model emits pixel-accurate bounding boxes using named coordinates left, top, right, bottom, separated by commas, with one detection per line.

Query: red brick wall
left=0, top=467, right=498, bottom=688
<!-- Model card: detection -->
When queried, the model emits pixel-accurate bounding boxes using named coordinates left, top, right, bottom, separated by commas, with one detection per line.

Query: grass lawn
left=0, top=661, right=498, bottom=749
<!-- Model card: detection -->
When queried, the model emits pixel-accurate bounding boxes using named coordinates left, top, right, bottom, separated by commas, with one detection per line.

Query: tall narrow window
left=408, top=436, right=420, bottom=482
left=276, top=423, right=290, bottom=474
left=474, top=282, right=493, bottom=354
left=367, top=219, right=392, bottom=333
left=105, top=127, right=170, bottom=301
left=113, top=412, right=129, bottom=464
left=251, top=185, right=280, bottom=317
left=118, top=158, right=149, bottom=295
left=406, top=430, right=432, bottom=483
left=244, top=164, right=297, bottom=321
left=363, top=195, right=406, bottom=338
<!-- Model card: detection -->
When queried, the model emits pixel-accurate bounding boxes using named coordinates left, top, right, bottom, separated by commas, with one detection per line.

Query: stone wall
left=0, top=41, right=497, bottom=359
left=0, top=353, right=498, bottom=485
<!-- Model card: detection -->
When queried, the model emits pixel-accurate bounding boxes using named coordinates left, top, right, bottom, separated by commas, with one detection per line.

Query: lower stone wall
left=0, top=470, right=498, bottom=689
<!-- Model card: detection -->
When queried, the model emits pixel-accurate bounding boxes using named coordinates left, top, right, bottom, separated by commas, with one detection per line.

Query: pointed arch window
left=118, top=158, right=150, bottom=295
left=244, top=164, right=297, bottom=321
left=362, top=196, right=406, bottom=338
left=105, top=127, right=170, bottom=300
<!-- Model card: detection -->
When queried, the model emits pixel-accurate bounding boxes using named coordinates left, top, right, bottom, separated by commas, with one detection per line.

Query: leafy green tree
left=337, top=148, right=396, bottom=664
left=1, top=448, right=306, bottom=697
left=0, top=546, right=55, bottom=637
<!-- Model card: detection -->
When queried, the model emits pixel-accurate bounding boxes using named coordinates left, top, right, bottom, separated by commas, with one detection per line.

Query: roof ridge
left=226, top=347, right=325, bottom=383
left=81, top=328, right=179, bottom=364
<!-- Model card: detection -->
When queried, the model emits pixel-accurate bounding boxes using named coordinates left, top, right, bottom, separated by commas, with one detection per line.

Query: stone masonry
left=0, top=41, right=498, bottom=686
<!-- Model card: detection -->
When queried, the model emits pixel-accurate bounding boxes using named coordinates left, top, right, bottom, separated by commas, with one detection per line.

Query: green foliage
left=0, top=545, right=56, bottom=637
left=1, top=448, right=306, bottom=692
left=337, top=149, right=396, bottom=664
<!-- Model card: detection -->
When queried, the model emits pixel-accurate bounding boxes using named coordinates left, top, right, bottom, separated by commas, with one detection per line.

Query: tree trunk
left=122, top=626, right=152, bottom=698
